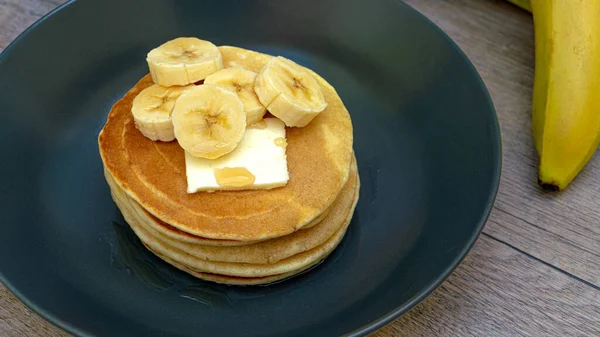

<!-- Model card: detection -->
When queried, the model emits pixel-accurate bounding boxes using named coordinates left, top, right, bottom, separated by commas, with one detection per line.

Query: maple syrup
left=214, top=167, right=255, bottom=187
left=274, top=137, right=287, bottom=148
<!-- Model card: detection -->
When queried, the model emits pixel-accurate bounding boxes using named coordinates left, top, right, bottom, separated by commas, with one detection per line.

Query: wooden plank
left=403, top=0, right=600, bottom=287
left=375, top=235, right=600, bottom=336
left=0, top=0, right=63, bottom=51
left=487, top=208, right=600, bottom=286
left=0, top=283, right=70, bottom=337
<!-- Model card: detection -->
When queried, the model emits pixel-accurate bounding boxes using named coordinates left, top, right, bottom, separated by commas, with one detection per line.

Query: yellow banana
left=531, top=0, right=600, bottom=190
left=506, top=0, right=531, bottom=12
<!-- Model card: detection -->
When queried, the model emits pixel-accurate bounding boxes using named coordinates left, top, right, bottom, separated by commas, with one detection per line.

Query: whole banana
left=508, top=0, right=600, bottom=190
left=532, top=0, right=600, bottom=190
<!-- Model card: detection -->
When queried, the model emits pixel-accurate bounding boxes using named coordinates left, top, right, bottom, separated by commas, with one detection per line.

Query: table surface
left=1, top=0, right=600, bottom=336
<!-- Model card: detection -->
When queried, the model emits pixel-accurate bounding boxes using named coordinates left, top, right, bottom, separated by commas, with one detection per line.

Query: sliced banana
left=172, top=85, right=246, bottom=159
left=254, top=56, right=327, bottom=127
left=131, top=84, right=193, bottom=141
left=204, top=67, right=267, bottom=126
left=147, top=37, right=223, bottom=86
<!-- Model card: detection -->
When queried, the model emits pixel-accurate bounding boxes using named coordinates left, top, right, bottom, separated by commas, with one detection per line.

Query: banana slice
left=131, top=84, right=193, bottom=141
left=204, top=67, right=267, bottom=126
left=254, top=56, right=327, bottom=127
left=147, top=37, right=223, bottom=86
left=172, top=85, right=246, bottom=159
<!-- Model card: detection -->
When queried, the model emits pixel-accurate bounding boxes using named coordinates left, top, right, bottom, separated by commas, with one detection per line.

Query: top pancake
left=98, top=46, right=354, bottom=241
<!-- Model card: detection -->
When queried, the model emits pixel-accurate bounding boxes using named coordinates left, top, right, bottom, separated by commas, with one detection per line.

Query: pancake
left=146, top=245, right=329, bottom=286
left=99, top=46, right=354, bottom=241
left=106, top=169, right=332, bottom=247
left=107, top=157, right=358, bottom=264
left=126, top=206, right=352, bottom=278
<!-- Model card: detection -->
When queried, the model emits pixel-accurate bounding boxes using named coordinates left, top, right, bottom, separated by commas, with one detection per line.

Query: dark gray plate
left=0, top=0, right=501, bottom=336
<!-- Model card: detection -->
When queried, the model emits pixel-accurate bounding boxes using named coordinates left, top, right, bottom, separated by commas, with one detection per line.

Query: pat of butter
left=185, top=118, right=290, bottom=193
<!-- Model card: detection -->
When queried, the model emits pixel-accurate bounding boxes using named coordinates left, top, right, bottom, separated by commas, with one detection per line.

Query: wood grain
left=1, top=0, right=600, bottom=336
left=0, top=283, right=69, bottom=337
left=374, top=234, right=600, bottom=337
left=0, top=0, right=63, bottom=51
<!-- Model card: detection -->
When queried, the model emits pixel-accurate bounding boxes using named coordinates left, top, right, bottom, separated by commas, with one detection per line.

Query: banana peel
left=506, top=0, right=532, bottom=12
left=507, top=0, right=600, bottom=190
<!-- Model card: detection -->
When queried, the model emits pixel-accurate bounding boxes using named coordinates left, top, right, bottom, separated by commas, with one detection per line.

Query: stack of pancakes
left=99, top=47, right=359, bottom=285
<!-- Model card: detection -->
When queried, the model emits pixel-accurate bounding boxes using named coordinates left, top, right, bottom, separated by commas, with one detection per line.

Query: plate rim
left=345, top=1, right=502, bottom=335
left=0, top=0, right=502, bottom=336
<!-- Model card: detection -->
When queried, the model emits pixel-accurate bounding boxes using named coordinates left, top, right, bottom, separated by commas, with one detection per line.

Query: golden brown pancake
left=126, top=206, right=352, bottom=278
left=99, top=46, right=354, bottom=241
left=106, top=169, right=333, bottom=247
left=145, top=245, right=329, bottom=286
left=111, top=161, right=357, bottom=279
left=107, top=157, right=358, bottom=264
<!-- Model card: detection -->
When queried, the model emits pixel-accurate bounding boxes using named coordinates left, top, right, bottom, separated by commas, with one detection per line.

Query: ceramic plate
left=0, top=0, right=501, bottom=335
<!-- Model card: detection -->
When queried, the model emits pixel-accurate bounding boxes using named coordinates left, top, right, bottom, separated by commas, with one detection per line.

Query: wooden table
left=1, top=0, right=599, bottom=336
